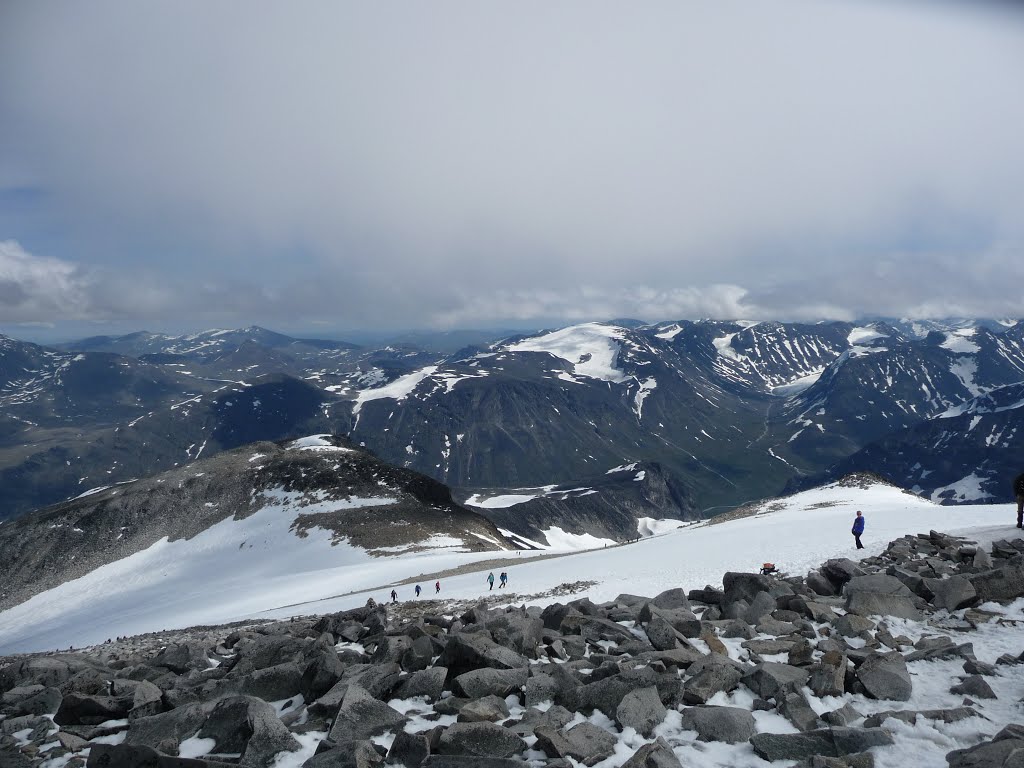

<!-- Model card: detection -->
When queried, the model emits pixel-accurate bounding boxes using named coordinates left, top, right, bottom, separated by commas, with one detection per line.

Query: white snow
left=941, top=329, right=980, bottom=354
left=712, top=332, right=742, bottom=361
left=847, top=326, right=888, bottom=346
left=633, top=377, right=657, bottom=419
left=287, top=435, right=354, bottom=453
left=539, top=526, right=617, bottom=550
left=771, top=370, right=822, bottom=397
left=929, top=472, right=993, bottom=503
left=353, top=365, right=438, bottom=414
left=464, top=492, right=545, bottom=509
left=654, top=324, right=683, bottom=340
left=607, top=463, right=638, bottom=473
left=506, top=323, right=628, bottom=383
left=636, top=517, right=684, bottom=537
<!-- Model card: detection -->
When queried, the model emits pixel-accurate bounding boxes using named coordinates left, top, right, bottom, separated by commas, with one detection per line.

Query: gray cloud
left=1, top=1, right=1023, bottom=335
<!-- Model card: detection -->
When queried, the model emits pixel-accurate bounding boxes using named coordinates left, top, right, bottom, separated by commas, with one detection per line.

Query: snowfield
left=0, top=479, right=1019, bottom=656
left=2, top=479, right=1024, bottom=768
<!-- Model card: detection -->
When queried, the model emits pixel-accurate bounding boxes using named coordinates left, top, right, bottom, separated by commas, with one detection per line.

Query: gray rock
left=857, top=652, right=912, bottom=701
left=125, top=702, right=212, bottom=753
left=807, top=652, right=847, bottom=698
left=151, top=642, right=210, bottom=674
left=969, top=565, right=1024, bottom=603
left=742, top=663, right=810, bottom=701
left=721, top=620, right=756, bottom=640
left=616, top=686, right=667, bottom=737
left=744, top=591, right=778, bottom=624
left=723, top=572, right=776, bottom=604
left=421, top=758, right=528, bottom=768
left=683, top=655, right=746, bottom=704
left=844, top=574, right=923, bottom=620
left=54, top=692, right=132, bottom=725
left=833, top=614, right=875, bottom=637
left=963, top=659, right=998, bottom=676
left=620, top=737, right=683, bottom=768
left=197, top=695, right=301, bottom=767
left=535, top=722, right=618, bottom=766
left=234, top=661, right=303, bottom=702
left=12, top=687, right=61, bottom=716
left=302, top=648, right=345, bottom=700
left=327, top=685, right=405, bottom=744
left=742, top=639, right=798, bottom=656
left=807, top=571, right=838, bottom=596
left=750, top=727, right=893, bottom=761
left=392, top=667, right=447, bottom=702
left=645, top=615, right=680, bottom=651
left=950, top=675, right=996, bottom=699
left=86, top=743, right=237, bottom=768
left=436, top=721, right=527, bottom=759
left=780, top=691, right=821, bottom=732
left=400, top=635, right=437, bottom=672
left=678, top=705, right=755, bottom=743
left=505, top=704, right=574, bottom=737
left=863, top=706, right=980, bottom=728
left=458, top=695, right=511, bottom=723
left=946, top=733, right=1024, bottom=768
left=0, top=656, right=86, bottom=692
left=822, top=559, right=867, bottom=587
left=453, top=667, right=528, bottom=699
left=651, top=588, right=692, bottom=611
left=924, top=576, right=978, bottom=611
left=439, top=633, right=530, bottom=679
left=387, top=730, right=430, bottom=767
left=821, top=703, right=862, bottom=727
left=563, top=666, right=678, bottom=717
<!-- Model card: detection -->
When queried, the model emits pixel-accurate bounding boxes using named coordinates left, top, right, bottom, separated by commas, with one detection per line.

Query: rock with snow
left=436, top=721, right=526, bottom=760
left=615, top=685, right=667, bottom=737
left=856, top=652, right=912, bottom=701
left=678, top=705, right=756, bottom=743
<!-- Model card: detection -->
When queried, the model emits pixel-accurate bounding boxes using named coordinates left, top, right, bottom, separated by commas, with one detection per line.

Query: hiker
left=390, top=589, right=398, bottom=603
left=415, top=584, right=421, bottom=597
left=1014, top=471, right=1024, bottom=529
left=852, top=511, right=865, bottom=549
left=435, top=580, right=441, bottom=594
left=487, top=572, right=495, bottom=590
left=760, top=562, right=777, bottom=576
left=499, top=571, right=508, bottom=588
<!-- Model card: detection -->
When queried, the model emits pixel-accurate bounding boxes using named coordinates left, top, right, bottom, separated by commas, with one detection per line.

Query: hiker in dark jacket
left=852, top=511, right=865, bottom=549
left=1014, top=472, right=1024, bottom=529
left=390, top=589, right=398, bottom=603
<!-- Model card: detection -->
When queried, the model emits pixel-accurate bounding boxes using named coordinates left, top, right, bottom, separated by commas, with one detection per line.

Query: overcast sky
left=2, top=1, right=1023, bottom=341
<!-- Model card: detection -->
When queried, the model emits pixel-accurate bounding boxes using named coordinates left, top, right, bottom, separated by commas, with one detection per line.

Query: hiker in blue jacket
left=852, top=511, right=865, bottom=550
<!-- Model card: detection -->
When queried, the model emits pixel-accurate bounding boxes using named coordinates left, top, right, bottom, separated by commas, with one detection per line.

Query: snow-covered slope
left=2, top=475, right=1016, bottom=654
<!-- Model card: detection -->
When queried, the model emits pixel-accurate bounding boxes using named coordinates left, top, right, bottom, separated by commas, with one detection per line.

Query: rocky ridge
left=0, top=435, right=513, bottom=612
left=2, top=528, right=1023, bottom=768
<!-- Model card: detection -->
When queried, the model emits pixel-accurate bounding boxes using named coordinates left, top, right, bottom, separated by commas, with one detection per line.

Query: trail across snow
left=2, top=479, right=1018, bottom=655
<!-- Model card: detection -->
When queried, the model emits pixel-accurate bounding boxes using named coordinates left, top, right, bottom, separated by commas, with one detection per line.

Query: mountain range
left=2, top=317, right=1023, bottom=523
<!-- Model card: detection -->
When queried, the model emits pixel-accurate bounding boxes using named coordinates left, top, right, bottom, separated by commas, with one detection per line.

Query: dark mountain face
left=792, top=382, right=1024, bottom=505
left=458, top=461, right=696, bottom=545
left=0, top=435, right=512, bottom=612
left=0, top=371, right=352, bottom=520
left=4, top=318, right=1024, bottom=524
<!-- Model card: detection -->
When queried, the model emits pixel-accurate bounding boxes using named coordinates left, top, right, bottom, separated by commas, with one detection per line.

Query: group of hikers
left=380, top=474, right=1024, bottom=606
left=486, top=571, right=509, bottom=590
left=390, top=580, right=442, bottom=603
left=386, top=570, right=513, bottom=604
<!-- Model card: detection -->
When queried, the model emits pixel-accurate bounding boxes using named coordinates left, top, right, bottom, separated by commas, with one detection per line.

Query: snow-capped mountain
left=4, top=318, right=1024, bottom=523
left=795, top=381, right=1024, bottom=505
left=0, top=435, right=513, bottom=624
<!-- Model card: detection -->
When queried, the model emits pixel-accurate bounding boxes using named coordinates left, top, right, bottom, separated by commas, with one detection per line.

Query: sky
left=1, top=0, right=1023, bottom=342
